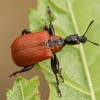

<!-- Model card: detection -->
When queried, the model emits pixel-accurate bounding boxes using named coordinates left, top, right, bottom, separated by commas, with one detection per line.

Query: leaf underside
left=6, top=76, right=40, bottom=100
left=29, top=0, right=100, bottom=100
left=7, top=0, right=100, bottom=100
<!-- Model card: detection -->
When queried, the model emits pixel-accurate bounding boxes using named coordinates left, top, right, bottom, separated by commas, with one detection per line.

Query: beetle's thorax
left=46, top=36, right=64, bottom=53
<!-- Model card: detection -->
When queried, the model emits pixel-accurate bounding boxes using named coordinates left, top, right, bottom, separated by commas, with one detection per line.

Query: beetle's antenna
left=87, top=39, right=99, bottom=46
left=83, top=20, right=94, bottom=37
left=82, top=20, right=99, bottom=46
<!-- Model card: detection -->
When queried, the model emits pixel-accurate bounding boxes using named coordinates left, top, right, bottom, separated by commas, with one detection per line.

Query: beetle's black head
left=64, top=20, right=99, bottom=46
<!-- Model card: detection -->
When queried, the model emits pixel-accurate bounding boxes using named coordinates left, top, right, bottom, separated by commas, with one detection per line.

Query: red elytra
left=11, top=31, right=63, bottom=67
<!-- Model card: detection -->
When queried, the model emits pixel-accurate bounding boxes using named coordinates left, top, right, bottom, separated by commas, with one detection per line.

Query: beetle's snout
left=79, top=36, right=87, bottom=43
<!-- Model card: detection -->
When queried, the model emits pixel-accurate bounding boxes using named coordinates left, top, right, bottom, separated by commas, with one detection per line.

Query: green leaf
left=28, top=0, right=100, bottom=100
left=6, top=76, right=40, bottom=100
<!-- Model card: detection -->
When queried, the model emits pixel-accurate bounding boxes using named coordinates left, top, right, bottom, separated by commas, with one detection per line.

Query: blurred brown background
left=0, top=1, right=49, bottom=100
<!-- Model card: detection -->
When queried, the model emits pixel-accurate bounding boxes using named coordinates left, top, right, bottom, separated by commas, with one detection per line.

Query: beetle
left=10, top=6, right=99, bottom=96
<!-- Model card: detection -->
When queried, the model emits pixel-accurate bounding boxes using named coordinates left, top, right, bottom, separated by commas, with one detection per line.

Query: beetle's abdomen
left=11, top=31, right=52, bottom=67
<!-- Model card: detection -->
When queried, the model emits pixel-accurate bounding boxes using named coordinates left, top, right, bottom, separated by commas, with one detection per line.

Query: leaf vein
left=20, top=81, right=24, bottom=100
left=40, top=64, right=90, bottom=96
left=67, top=0, right=96, bottom=100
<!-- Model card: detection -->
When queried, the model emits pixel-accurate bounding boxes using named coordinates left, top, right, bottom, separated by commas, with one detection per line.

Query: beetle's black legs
left=53, top=53, right=64, bottom=82
left=22, top=29, right=31, bottom=35
left=43, top=23, right=49, bottom=32
left=44, top=6, right=64, bottom=96
left=10, top=65, right=35, bottom=77
left=43, top=6, right=55, bottom=36
left=48, top=6, right=55, bottom=36
left=51, top=53, right=64, bottom=96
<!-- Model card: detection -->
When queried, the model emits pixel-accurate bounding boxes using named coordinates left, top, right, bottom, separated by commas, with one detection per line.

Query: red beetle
left=10, top=7, right=99, bottom=96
